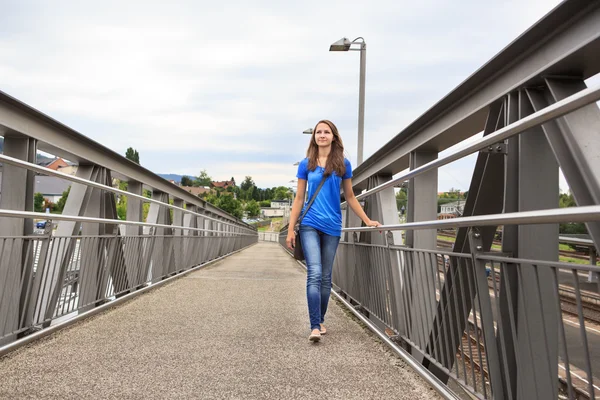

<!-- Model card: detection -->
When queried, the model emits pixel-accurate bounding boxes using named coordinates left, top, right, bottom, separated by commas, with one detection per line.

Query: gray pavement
left=0, top=242, right=441, bottom=400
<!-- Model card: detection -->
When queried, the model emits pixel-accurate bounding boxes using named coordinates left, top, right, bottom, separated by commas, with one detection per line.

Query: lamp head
left=329, top=37, right=351, bottom=52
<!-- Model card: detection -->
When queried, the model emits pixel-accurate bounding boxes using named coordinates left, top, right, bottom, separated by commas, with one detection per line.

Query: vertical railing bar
left=452, top=256, right=468, bottom=383
left=79, top=237, right=95, bottom=310
left=403, top=250, right=417, bottom=345
left=114, top=236, right=126, bottom=295
left=457, top=258, right=476, bottom=389
left=0, top=239, right=18, bottom=336
left=36, top=236, right=57, bottom=324
left=425, top=251, right=442, bottom=365
left=571, top=270, right=595, bottom=399
left=399, top=250, right=414, bottom=343
left=446, top=255, right=462, bottom=381
left=419, top=251, right=435, bottom=353
left=532, top=264, right=557, bottom=398
left=136, top=236, right=147, bottom=288
left=375, top=246, right=384, bottom=322
left=0, top=239, right=12, bottom=335
left=500, top=263, right=523, bottom=400
left=100, top=237, right=112, bottom=299
left=19, top=239, right=38, bottom=329
left=372, top=246, right=382, bottom=320
left=109, top=236, right=120, bottom=295
left=39, top=236, right=58, bottom=323
left=380, top=247, right=390, bottom=325
left=121, top=236, right=131, bottom=291
left=515, top=266, right=541, bottom=396
left=551, top=267, right=575, bottom=400
left=490, top=262, right=514, bottom=400
left=383, top=247, right=392, bottom=327
left=465, top=257, right=485, bottom=398
left=65, top=237, right=81, bottom=315
left=412, top=251, right=428, bottom=351
left=435, top=252, right=452, bottom=371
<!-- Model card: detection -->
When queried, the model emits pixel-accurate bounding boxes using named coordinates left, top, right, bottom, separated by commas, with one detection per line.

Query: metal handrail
left=0, top=153, right=254, bottom=233
left=342, top=205, right=600, bottom=232
left=340, top=83, right=600, bottom=207
left=0, top=209, right=258, bottom=236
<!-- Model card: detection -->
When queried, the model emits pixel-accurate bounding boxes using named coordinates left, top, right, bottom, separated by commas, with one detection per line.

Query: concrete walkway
left=0, top=242, right=442, bottom=399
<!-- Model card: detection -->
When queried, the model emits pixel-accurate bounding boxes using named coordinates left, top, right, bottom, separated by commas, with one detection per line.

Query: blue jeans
left=299, top=225, right=340, bottom=331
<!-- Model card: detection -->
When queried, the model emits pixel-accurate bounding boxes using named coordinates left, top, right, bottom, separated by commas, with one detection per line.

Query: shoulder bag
left=293, top=175, right=327, bottom=261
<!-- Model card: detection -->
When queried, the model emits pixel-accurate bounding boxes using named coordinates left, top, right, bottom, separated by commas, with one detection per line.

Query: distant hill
left=158, top=173, right=184, bottom=183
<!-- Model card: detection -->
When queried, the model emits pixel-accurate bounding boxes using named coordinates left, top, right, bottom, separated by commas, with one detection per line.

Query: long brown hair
left=306, top=120, right=346, bottom=177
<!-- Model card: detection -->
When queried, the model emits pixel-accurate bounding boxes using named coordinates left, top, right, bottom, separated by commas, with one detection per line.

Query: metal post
left=0, top=135, right=36, bottom=346
left=406, top=151, right=437, bottom=361
left=515, top=89, right=560, bottom=400
left=357, top=42, right=366, bottom=166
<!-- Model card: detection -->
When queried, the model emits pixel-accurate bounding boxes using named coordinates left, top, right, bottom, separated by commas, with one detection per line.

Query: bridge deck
left=0, top=242, right=440, bottom=399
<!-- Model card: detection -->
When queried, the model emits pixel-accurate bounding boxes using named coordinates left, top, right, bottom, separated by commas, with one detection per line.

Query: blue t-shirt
left=296, top=157, right=352, bottom=237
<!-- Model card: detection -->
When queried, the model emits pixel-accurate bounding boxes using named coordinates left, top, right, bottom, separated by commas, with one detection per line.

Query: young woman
left=286, top=119, right=381, bottom=342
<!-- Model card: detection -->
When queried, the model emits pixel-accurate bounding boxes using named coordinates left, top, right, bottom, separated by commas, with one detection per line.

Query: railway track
left=438, top=232, right=596, bottom=262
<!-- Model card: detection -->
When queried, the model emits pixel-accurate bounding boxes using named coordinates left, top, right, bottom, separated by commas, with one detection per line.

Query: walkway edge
left=289, top=254, right=462, bottom=400
left=0, top=243, right=258, bottom=358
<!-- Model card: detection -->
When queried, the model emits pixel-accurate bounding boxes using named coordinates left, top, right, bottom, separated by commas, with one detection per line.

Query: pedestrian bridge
left=2, top=2, right=600, bottom=399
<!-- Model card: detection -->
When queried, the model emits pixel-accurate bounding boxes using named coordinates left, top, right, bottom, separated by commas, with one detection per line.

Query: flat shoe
left=309, top=332, right=321, bottom=342
left=320, top=326, right=327, bottom=335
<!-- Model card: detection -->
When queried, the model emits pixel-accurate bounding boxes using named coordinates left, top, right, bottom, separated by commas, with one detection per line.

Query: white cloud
left=0, top=0, right=565, bottom=190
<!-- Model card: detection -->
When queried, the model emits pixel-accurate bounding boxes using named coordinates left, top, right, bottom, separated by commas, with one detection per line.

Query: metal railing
left=279, top=2, right=600, bottom=398
left=258, top=232, right=280, bottom=242
left=0, top=90, right=258, bottom=347
left=0, top=224, right=255, bottom=344
left=280, top=206, right=600, bottom=399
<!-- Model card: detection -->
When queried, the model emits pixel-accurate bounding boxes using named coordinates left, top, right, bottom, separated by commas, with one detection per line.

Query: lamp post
left=329, top=37, right=366, bottom=166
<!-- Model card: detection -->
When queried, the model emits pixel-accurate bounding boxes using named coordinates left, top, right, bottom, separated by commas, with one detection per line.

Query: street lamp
left=302, top=128, right=313, bottom=135
left=329, top=37, right=366, bottom=165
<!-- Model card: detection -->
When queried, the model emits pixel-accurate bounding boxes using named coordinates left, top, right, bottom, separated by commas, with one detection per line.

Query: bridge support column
left=406, top=151, right=437, bottom=361
left=183, top=204, right=198, bottom=268
left=424, top=100, right=507, bottom=384
left=144, top=191, right=174, bottom=283
left=77, top=167, right=122, bottom=312
left=124, top=180, right=143, bottom=289
left=0, top=134, right=36, bottom=346
left=172, top=199, right=184, bottom=273
left=536, top=77, right=600, bottom=253
left=508, top=88, right=560, bottom=400
left=364, top=175, right=404, bottom=334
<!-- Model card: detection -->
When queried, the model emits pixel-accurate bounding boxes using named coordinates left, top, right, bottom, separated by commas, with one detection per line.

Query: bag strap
left=297, top=174, right=328, bottom=226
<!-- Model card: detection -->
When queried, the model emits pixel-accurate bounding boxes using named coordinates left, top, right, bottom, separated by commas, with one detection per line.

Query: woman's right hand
left=286, top=231, right=295, bottom=250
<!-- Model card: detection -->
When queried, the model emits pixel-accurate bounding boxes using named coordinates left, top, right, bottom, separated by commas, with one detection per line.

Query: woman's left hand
left=366, top=220, right=382, bottom=227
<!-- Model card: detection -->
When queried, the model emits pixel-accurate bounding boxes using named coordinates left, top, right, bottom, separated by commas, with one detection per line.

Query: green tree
left=396, top=188, right=407, bottom=211
left=116, top=195, right=127, bottom=220
left=55, top=186, right=71, bottom=213
left=274, top=186, right=291, bottom=200
left=125, top=147, right=140, bottom=164
left=34, top=192, right=44, bottom=213
left=245, top=200, right=261, bottom=218
left=180, top=176, right=193, bottom=187
left=240, top=176, right=255, bottom=191
left=216, top=194, right=243, bottom=219
left=259, top=200, right=271, bottom=207
left=194, top=170, right=212, bottom=187
left=559, top=190, right=586, bottom=234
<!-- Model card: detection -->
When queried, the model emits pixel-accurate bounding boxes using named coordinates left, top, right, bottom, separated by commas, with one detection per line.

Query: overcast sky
left=1, top=0, right=573, bottom=191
